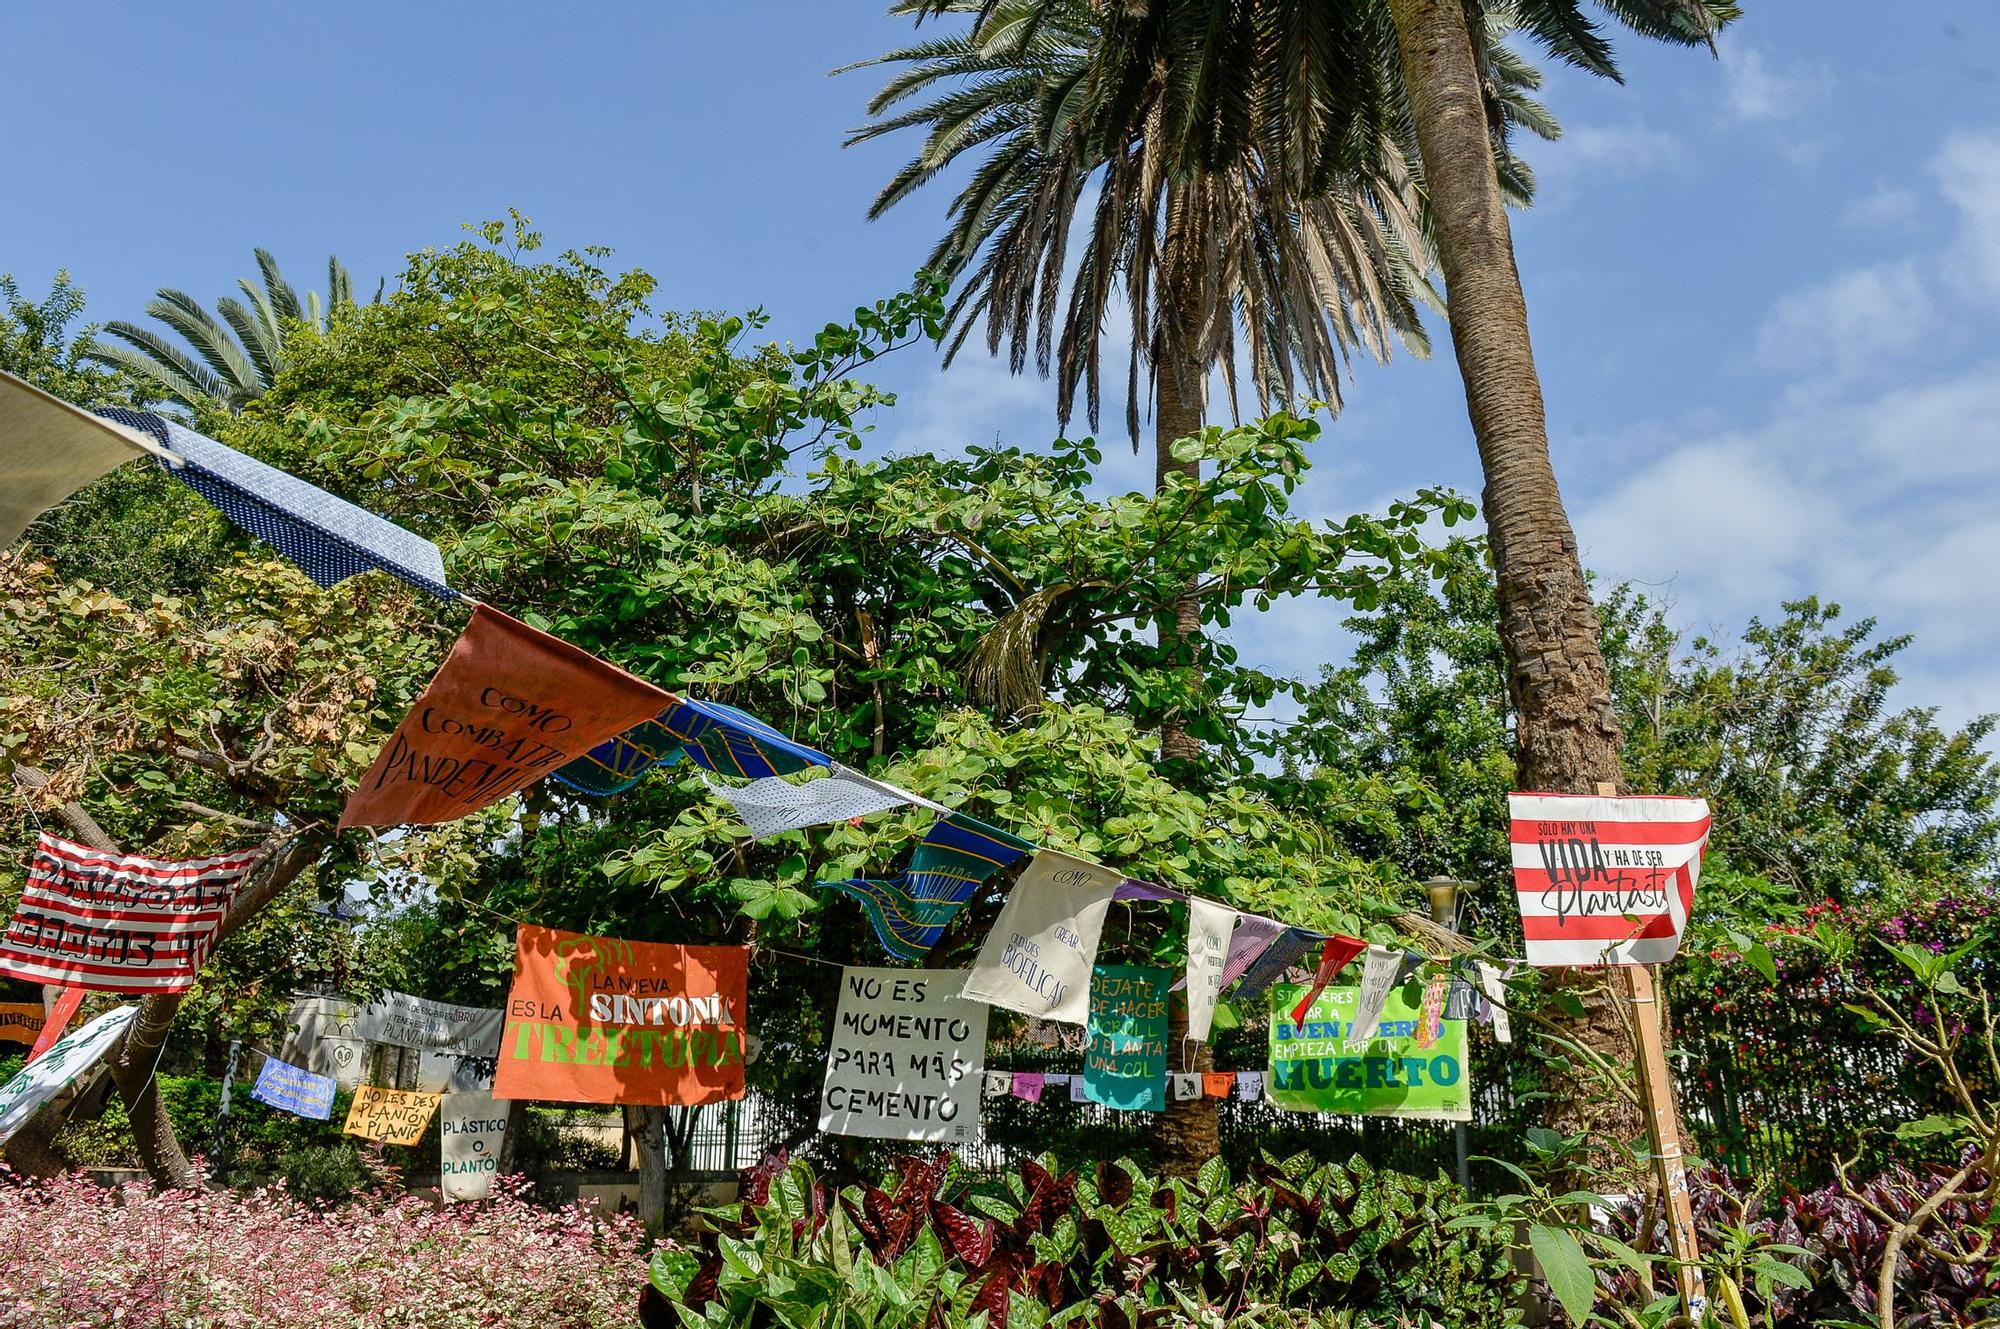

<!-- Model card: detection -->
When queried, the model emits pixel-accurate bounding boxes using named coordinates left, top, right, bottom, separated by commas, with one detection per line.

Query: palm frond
left=81, top=323, right=224, bottom=408
left=255, top=248, right=304, bottom=323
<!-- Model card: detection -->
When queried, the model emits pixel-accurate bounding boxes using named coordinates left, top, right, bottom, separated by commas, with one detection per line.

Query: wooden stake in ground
left=1594, top=782, right=1706, bottom=1317
left=1626, top=964, right=1706, bottom=1317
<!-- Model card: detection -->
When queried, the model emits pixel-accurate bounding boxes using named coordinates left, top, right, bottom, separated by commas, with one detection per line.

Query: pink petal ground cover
left=0, top=1170, right=649, bottom=1327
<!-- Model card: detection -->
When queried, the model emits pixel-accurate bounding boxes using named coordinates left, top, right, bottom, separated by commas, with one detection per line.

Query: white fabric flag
left=356, top=993, right=503, bottom=1057
left=710, top=766, right=951, bottom=840
left=1170, top=1072, right=1203, bottom=1102
left=0, top=372, right=176, bottom=548
left=1345, top=946, right=1404, bottom=1049
left=1478, top=962, right=1514, bottom=1044
left=1235, top=1071, right=1264, bottom=1103
left=819, top=967, right=987, bottom=1142
left=1068, top=1075, right=1090, bottom=1104
left=438, top=1090, right=510, bottom=1202
left=280, top=996, right=370, bottom=1090
left=0, top=1005, right=135, bottom=1147
left=961, top=850, right=1120, bottom=1024
left=415, top=1048, right=498, bottom=1094
left=982, top=1071, right=1012, bottom=1098
left=1182, top=898, right=1237, bottom=1045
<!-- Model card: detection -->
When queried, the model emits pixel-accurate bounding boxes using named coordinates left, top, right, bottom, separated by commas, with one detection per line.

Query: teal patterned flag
left=552, top=697, right=830, bottom=796
left=1083, top=964, right=1170, bottom=1112
left=820, top=813, right=1033, bottom=961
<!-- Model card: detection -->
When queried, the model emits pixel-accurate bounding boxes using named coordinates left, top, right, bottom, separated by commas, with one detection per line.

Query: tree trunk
left=629, top=1104, right=669, bottom=1231
left=107, top=829, right=333, bottom=1188
left=1385, top=0, right=1638, bottom=1145
left=1153, top=314, right=1207, bottom=766
left=1151, top=267, right=1220, bottom=1168
left=1151, top=996, right=1216, bottom=1177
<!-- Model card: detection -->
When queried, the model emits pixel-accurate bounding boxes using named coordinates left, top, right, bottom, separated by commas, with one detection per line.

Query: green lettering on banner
left=1266, top=983, right=1472, bottom=1122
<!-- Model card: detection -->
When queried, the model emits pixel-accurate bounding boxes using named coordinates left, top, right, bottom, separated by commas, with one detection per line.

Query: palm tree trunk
left=1151, top=278, right=1219, bottom=1170
left=1385, top=0, right=1638, bottom=1145
left=1154, top=311, right=1206, bottom=764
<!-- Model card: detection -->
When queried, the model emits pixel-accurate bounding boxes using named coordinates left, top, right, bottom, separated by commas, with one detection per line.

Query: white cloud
left=1841, top=185, right=1920, bottom=231
left=1719, top=46, right=1828, bottom=122
left=1753, top=262, right=1936, bottom=377
left=1933, top=129, right=2000, bottom=298
left=1555, top=123, right=1683, bottom=175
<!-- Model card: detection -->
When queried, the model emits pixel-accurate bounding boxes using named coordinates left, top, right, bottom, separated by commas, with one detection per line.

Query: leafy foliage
left=0, top=1169, right=647, bottom=1327
left=1275, top=540, right=2000, bottom=920
left=654, top=1150, right=1525, bottom=1328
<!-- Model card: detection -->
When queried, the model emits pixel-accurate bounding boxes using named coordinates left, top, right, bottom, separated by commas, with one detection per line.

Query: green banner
left=1084, top=964, right=1169, bottom=1112
left=1267, top=982, right=1471, bottom=1122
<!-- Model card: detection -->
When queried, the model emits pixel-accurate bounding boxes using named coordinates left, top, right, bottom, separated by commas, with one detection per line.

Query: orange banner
left=339, top=605, right=674, bottom=829
left=0, top=1003, right=46, bottom=1046
left=493, top=926, right=747, bottom=1108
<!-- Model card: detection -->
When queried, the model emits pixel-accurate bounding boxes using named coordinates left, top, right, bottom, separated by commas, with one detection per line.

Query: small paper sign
left=439, top=1090, right=510, bottom=1201
left=343, top=1084, right=441, bottom=1145
left=250, top=1055, right=336, bottom=1121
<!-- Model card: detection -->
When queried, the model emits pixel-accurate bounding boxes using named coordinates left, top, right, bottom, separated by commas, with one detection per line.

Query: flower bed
left=0, top=1170, right=647, bottom=1328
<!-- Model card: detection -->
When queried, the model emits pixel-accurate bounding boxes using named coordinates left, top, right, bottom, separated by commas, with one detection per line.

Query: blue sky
left=5, top=3, right=1999, bottom=732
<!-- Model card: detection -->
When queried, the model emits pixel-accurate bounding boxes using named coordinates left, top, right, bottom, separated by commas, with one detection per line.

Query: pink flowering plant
left=0, top=1169, right=650, bottom=1328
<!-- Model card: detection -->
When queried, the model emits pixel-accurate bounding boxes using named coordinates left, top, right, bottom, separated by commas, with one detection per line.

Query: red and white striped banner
left=0, top=833, right=264, bottom=993
left=1508, top=794, right=1710, bottom=967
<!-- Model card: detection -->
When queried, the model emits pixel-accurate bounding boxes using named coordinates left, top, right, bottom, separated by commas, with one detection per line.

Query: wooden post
left=1595, top=781, right=1706, bottom=1318
left=1625, top=964, right=1706, bottom=1317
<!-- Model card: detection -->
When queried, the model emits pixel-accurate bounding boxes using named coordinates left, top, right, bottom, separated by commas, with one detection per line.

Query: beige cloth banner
left=0, top=371, right=174, bottom=547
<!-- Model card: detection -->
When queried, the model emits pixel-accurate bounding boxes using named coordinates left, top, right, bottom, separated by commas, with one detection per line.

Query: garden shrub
left=0, top=1169, right=647, bottom=1328
left=653, top=1150, right=1525, bottom=1328
left=1609, top=1162, right=1997, bottom=1328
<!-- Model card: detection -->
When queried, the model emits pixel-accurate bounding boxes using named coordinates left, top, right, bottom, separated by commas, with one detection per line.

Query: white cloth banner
left=1067, top=1074, right=1090, bottom=1104
left=1182, top=898, right=1237, bottom=1045
left=0, top=1005, right=135, bottom=1146
left=818, top=967, right=987, bottom=1143
left=710, top=767, right=949, bottom=840
left=279, top=996, right=369, bottom=1090
left=439, top=1090, right=510, bottom=1202
left=961, top=850, right=1119, bottom=1024
left=415, top=1047, right=499, bottom=1094
left=981, top=1071, right=1012, bottom=1098
left=1478, top=962, right=1513, bottom=1044
left=1170, top=1072, right=1203, bottom=1102
left=0, top=372, right=173, bottom=548
left=356, top=992, right=503, bottom=1056
left=1235, top=1071, right=1264, bottom=1103
left=1345, top=946, right=1403, bottom=1049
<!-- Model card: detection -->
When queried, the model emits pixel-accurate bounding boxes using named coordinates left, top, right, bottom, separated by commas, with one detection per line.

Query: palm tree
left=847, top=0, right=1523, bottom=1172
left=872, top=0, right=1735, bottom=1168
left=84, top=250, right=367, bottom=411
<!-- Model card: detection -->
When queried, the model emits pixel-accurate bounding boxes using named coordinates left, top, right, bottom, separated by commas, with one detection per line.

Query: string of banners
left=0, top=387, right=1716, bottom=1160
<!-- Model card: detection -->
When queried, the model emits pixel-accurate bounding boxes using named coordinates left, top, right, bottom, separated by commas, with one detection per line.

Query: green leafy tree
left=913, top=0, right=1740, bottom=1155
left=6, top=226, right=1460, bottom=1200
left=83, top=249, right=369, bottom=413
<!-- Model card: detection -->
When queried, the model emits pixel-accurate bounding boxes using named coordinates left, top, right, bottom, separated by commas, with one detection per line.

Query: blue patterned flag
left=1233, top=926, right=1325, bottom=1000
left=98, top=410, right=455, bottom=601
left=819, top=813, right=1034, bottom=962
left=552, top=697, right=830, bottom=796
